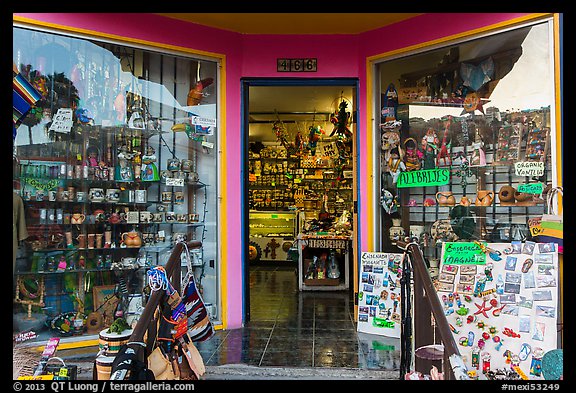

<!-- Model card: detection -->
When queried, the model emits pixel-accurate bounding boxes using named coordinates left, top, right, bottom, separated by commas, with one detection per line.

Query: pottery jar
left=121, top=231, right=142, bottom=248
left=71, top=213, right=86, bottom=225
left=475, top=190, right=495, bottom=206
left=436, top=191, right=456, bottom=206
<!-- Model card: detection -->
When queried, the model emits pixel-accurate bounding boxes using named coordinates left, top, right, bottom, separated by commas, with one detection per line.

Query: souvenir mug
left=152, top=212, right=164, bottom=223
left=188, top=171, right=200, bottom=183
left=108, top=212, right=121, bottom=224
left=167, top=158, right=181, bottom=172
left=161, top=191, right=172, bottom=203
left=35, top=190, right=45, bottom=201
left=165, top=212, right=176, bottom=222
left=475, top=190, right=495, bottom=206
left=121, top=257, right=137, bottom=268
left=436, top=191, right=456, bottom=206
left=172, top=233, right=187, bottom=244
left=174, top=191, right=185, bottom=204
left=180, top=159, right=193, bottom=172
left=139, top=211, right=151, bottom=223
left=176, top=213, right=188, bottom=223
left=76, top=191, right=87, bottom=202
left=105, top=188, right=120, bottom=203
left=48, top=190, right=58, bottom=201
left=89, top=188, right=105, bottom=202
left=71, top=213, right=86, bottom=225
left=93, top=209, right=107, bottom=222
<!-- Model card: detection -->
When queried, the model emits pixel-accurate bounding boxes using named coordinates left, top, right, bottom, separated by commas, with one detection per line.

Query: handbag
left=180, top=243, right=215, bottom=342
left=530, top=186, right=563, bottom=253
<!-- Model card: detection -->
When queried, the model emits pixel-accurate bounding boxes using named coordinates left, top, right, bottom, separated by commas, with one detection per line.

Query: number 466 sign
left=277, top=58, right=317, bottom=72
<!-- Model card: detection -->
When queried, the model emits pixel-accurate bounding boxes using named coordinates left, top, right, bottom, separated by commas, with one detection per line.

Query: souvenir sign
left=437, top=242, right=559, bottom=379
left=517, top=183, right=544, bottom=195
left=515, top=162, right=545, bottom=177
left=396, top=168, right=450, bottom=188
left=357, top=252, right=404, bottom=338
left=49, top=108, right=73, bottom=133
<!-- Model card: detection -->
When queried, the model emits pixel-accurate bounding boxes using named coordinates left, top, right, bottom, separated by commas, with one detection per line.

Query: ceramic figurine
left=115, top=144, right=135, bottom=182
left=403, top=137, right=422, bottom=171
left=471, top=131, right=486, bottom=166
left=387, top=146, right=406, bottom=184
left=421, top=128, right=439, bottom=169
left=141, top=145, right=160, bottom=181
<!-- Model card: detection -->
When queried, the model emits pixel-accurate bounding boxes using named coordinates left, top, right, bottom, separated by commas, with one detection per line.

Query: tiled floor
left=196, top=265, right=401, bottom=370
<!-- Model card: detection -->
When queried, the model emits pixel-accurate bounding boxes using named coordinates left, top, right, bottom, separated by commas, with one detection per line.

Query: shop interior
left=246, top=84, right=357, bottom=319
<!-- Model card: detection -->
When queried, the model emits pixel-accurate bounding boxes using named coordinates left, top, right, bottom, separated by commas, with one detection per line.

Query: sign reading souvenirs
left=514, top=161, right=545, bottom=177
left=357, top=252, right=404, bottom=338
left=517, top=183, right=544, bottom=194
left=396, top=168, right=450, bottom=188
left=277, top=58, right=318, bottom=72
left=442, top=241, right=486, bottom=265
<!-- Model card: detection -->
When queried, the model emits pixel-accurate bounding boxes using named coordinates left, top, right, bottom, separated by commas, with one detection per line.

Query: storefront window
left=13, top=26, right=221, bottom=343
left=376, top=21, right=555, bottom=257
left=375, top=20, right=561, bottom=378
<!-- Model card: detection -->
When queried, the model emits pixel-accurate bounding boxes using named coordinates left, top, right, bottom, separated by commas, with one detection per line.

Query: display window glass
left=13, top=26, right=221, bottom=343
left=375, top=21, right=557, bottom=259
left=374, top=20, right=562, bottom=379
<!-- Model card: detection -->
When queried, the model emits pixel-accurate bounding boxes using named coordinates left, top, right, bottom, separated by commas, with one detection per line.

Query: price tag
left=517, top=183, right=543, bottom=194
left=202, top=141, right=214, bottom=149
left=166, top=178, right=185, bottom=187
left=58, top=368, right=69, bottom=377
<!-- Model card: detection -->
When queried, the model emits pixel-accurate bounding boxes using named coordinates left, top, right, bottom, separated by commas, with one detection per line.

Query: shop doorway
left=241, top=78, right=359, bottom=322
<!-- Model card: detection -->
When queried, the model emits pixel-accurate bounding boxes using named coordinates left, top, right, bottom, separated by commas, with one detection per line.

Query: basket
left=44, top=357, right=78, bottom=380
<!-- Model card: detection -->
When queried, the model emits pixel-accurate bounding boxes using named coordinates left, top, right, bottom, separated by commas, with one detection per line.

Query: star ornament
left=462, top=92, right=490, bottom=115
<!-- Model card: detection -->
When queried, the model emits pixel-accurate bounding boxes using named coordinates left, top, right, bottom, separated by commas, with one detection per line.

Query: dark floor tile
left=270, top=327, right=314, bottom=337
left=267, top=337, right=314, bottom=352
left=313, top=351, right=360, bottom=368
left=208, top=348, right=265, bottom=366
left=313, top=330, right=358, bottom=341
left=314, top=318, right=355, bottom=330
left=259, top=349, right=313, bottom=367
left=314, top=339, right=360, bottom=353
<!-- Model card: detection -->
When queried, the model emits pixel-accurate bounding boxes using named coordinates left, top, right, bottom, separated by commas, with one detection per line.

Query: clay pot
left=498, top=185, right=516, bottom=203
left=436, top=191, right=456, bottom=206
left=121, top=231, right=142, bottom=248
left=459, top=196, right=472, bottom=206
left=475, top=190, right=495, bottom=206
left=514, top=190, right=533, bottom=202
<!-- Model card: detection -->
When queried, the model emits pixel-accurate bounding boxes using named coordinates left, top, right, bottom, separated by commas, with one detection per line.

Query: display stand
left=436, top=241, right=559, bottom=379
left=297, top=235, right=350, bottom=291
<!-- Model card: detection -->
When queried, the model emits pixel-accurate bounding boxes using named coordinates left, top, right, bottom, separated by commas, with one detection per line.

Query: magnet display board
left=436, top=242, right=559, bottom=379
left=357, top=252, right=404, bottom=338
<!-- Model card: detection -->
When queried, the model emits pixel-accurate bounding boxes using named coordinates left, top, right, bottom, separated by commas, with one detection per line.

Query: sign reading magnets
left=397, top=168, right=450, bottom=188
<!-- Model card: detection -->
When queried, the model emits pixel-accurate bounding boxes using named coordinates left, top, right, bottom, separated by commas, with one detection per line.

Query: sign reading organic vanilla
left=442, top=242, right=486, bottom=265
left=514, top=161, right=545, bottom=177
left=397, top=168, right=450, bottom=188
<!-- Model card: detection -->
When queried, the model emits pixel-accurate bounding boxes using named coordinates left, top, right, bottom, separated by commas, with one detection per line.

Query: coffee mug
left=188, top=171, right=199, bottom=183
left=165, top=212, right=176, bottom=222
left=71, top=213, right=86, bottom=225
left=89, top=188, right=105, bottom=202
left=139, top=211, right=151, bottom=223
left=176, top=214, right=188, bottom=223
left=174, top=191, right=184, bottom=204
left=106, top=188, right=120, bottom=203
left=161, top=191, right=172, bottom=203
left=167, top=158, right=181, bottom=172
left=76, top=191, right=87, bottom=202
left=181, top=159, right=193, bottom=172
left=152, top=213, right=164, bottom=223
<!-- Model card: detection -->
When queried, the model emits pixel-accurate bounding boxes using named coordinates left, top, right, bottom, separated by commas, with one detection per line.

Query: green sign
left=442, top=242, right=486, bottom=265
left=397, top=168, right=450, bottom=188
left=517, top=183, right=544, bottom=194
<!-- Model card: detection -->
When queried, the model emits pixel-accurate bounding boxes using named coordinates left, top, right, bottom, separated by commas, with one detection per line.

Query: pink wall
left=241, top=34, right=359, bottom=77
left=13, top=12, right=534, bottom=330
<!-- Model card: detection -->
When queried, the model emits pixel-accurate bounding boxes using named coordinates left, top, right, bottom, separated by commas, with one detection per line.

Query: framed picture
left=93, top=285, right=118, bottom=328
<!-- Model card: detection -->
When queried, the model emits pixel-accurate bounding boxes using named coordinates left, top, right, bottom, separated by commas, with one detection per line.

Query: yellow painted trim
left=553, top=14, right=563, bottom=210
left=364, top=13, right=553, bottom=247
left=13, top=14, right=230, bottom=330
left=365, top=59, right=375, bottom=251
left=13, top=16, right=225, bottom=61
left=28, top=339, right=100, bottom=352
left=219, top=56, right=228, bottom=330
